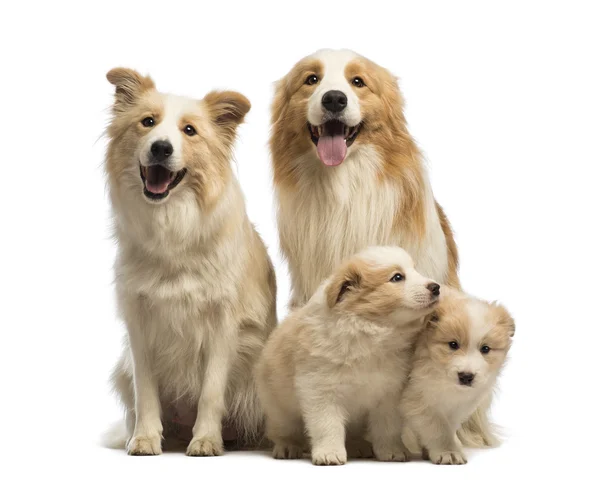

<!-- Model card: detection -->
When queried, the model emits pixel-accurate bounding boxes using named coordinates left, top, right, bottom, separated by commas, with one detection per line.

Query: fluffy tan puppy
left=256, top=246, right=440, bottom=465
left=105, top=68, right=277, bottom=456
left=399, top=287, right=515, bottom=464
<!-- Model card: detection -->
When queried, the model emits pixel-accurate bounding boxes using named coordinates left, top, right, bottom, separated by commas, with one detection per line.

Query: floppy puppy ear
left=492, top=303, right=515, bottom=338
left=203, top=90, right=251, bottom=140
left=425, top=312, right=440, bottom=329
left=106, top=68, right=155, bottom=108
left=326, top=262, right=362, bottom=309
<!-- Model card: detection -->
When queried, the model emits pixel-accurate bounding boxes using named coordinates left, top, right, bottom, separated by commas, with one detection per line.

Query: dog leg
left=368, top=396, right=410, bottom=462
left=304, top=402, right=347, bottom=466
left=457, top=393, right=498, bottom=447
left=126, top=322, right=163, bottom=456
left=186, top=325, right=234, bottom=457
left=266, top=408, right=304, bottom=459
left=345, top=418, right=373, bottom=458
left=414, top=413, right=467, bottom=465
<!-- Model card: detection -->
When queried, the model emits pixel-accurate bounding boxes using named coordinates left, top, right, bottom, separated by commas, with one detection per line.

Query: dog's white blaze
left=452, top=301, right=494, bottom=384
left=138, top=93, right=197, bottom=171
left=360, top=245, right=414, bottom=269
left=307, top=49, right=362, bottom=127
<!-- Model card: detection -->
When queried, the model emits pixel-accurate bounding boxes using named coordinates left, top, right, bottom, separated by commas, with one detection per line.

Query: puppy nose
left=150, top=140, right=173, bottom=159
left=427, top=283, right=441, bottom=296
left=322, top=90, right=347, bottom=113
left=458, top=372, right=475, bottom=386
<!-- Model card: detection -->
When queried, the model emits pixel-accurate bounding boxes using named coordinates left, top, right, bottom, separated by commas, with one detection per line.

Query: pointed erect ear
left=203, top=90, right=251, bottom=139
left=106, top=67, right=155, bottom=107
left=325, top=262, right=362, bottom=309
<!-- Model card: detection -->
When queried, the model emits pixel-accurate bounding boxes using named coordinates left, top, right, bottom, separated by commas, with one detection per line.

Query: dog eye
left=141, top=117, right=155, bottom=127
left=306, top=74, right=319, bottom=86
left=183, top=125, right=197, bottom=136
left=449, top=341, right=460, bottom=350
left=480, top=345, right=491, bottom=354
left=390, top=273, right=404, bottom=282
left=352, top=77, right=365, bottom=88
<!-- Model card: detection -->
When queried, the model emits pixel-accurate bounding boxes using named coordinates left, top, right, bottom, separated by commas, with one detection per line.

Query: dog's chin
left=139, top=164, right=187, bottom=203
left=415, top=296, right=440, bottom=312
left=307, top=119, right=361, bottom=167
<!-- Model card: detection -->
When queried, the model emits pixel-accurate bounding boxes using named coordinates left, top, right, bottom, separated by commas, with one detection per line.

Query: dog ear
left=425, top=312, right=440, bottom=329
left=326, top=262, right=362, bottom=309
left=490, top=302, right=515, bottom=338
left=106, top=68, right=155, bottom=108
left=204, top=91, right=251, bottom=141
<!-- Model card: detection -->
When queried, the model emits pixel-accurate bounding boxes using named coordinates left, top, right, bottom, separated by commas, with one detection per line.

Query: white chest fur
left=277, top=146, right=449, bottom=304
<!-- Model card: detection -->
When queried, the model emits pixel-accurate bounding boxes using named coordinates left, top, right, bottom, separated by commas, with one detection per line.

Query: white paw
left=312, top=449, right=347, bottom=466
left=272, top=443, right=304, bottom=459
left=186, top=436, right=224, bottom=456
left=127, top=434, right=162, bottom=455
left=430, top=450, right=467, bottom=465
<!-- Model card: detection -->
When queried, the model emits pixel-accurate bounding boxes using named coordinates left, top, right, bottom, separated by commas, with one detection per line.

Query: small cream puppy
left=399, top=287, right=515, bottom=465
left=256, top=246, right=441, bottom=465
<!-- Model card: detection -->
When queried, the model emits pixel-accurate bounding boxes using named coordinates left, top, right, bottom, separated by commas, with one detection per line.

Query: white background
left=2, top=1, right=599, bottom=478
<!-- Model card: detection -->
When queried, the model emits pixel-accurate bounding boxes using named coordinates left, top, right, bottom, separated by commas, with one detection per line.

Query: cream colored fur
left=277, top=145, right=448, bottom=308
left=399, top=288, right=515, bottom=464
left=105, top=69, right=277, bottom=456
left=256, top=246, right=439, bottom=465
left=271, top=49, right=493, bottom=449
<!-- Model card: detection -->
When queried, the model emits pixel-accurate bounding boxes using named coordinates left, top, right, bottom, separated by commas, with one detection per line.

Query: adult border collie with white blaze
left=270, top=49, right=495, bottom=448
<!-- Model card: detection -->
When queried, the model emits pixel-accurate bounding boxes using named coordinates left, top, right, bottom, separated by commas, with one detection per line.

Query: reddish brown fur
left=270, top=53, right=456, bottom=266
left=326, top=258, right=412, bottom=318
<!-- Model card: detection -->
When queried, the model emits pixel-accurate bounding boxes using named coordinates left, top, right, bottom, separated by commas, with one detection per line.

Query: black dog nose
left=427, top=283, right=441, bottom=296
left=458, top=372, right=475, bottom=386
left=150, top=140, right=173, bottom=159
left=322, top=90, right=347, bottom=113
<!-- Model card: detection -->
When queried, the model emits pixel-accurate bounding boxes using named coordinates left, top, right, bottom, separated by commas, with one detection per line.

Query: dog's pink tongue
left=145, top=165, right=171, bottom=194
left=317, top=135, right=347, bottom=166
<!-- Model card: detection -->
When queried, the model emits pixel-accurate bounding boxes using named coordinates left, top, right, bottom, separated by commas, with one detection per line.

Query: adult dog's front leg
left=186, top=322, right=235, bottom=457
left=126, top=320, right=163, bottom=456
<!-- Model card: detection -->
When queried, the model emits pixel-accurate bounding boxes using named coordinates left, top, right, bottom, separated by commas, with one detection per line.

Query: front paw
left=272, top=443, right=304, bottom=459
left=312, top=448, right=347, bottom=466
left=373, top=444, right=410, bottom=462
left=186, top=436, right=224, bottom=456
left=429, top=450, right=467, bottom=465
left=127, top=434, right=162, bottom=456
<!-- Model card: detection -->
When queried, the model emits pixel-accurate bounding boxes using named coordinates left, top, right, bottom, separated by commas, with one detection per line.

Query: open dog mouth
left=308, top=120, right=361, bottom=166
left=139, top=164, right=187, bottom=201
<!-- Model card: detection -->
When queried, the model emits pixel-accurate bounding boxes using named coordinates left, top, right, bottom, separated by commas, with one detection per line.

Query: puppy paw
left=312, top=449, right=347, bottom=466
left=186, top=436, right=224, bottom=456
left=429, top=450, right=467, bottom=465
left=272, top=443, right=304, bottom=459
left=374, top=446, right=410, bottom=462
left=346, top=438, right=373, bottom=458
left=127, top=434, right=162, bottom=456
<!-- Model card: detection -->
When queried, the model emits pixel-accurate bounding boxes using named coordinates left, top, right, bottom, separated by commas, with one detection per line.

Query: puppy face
left=271, top=49, right=406, bottom=172
left=106, top=68, right=250, bottom=208
left=425, top=288, right=515, bottom=389
left=325, top=246, right=440, bottom=322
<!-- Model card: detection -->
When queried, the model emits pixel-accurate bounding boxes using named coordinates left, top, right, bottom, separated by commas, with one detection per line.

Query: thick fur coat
left=105, top=68, right=276, bottom=456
